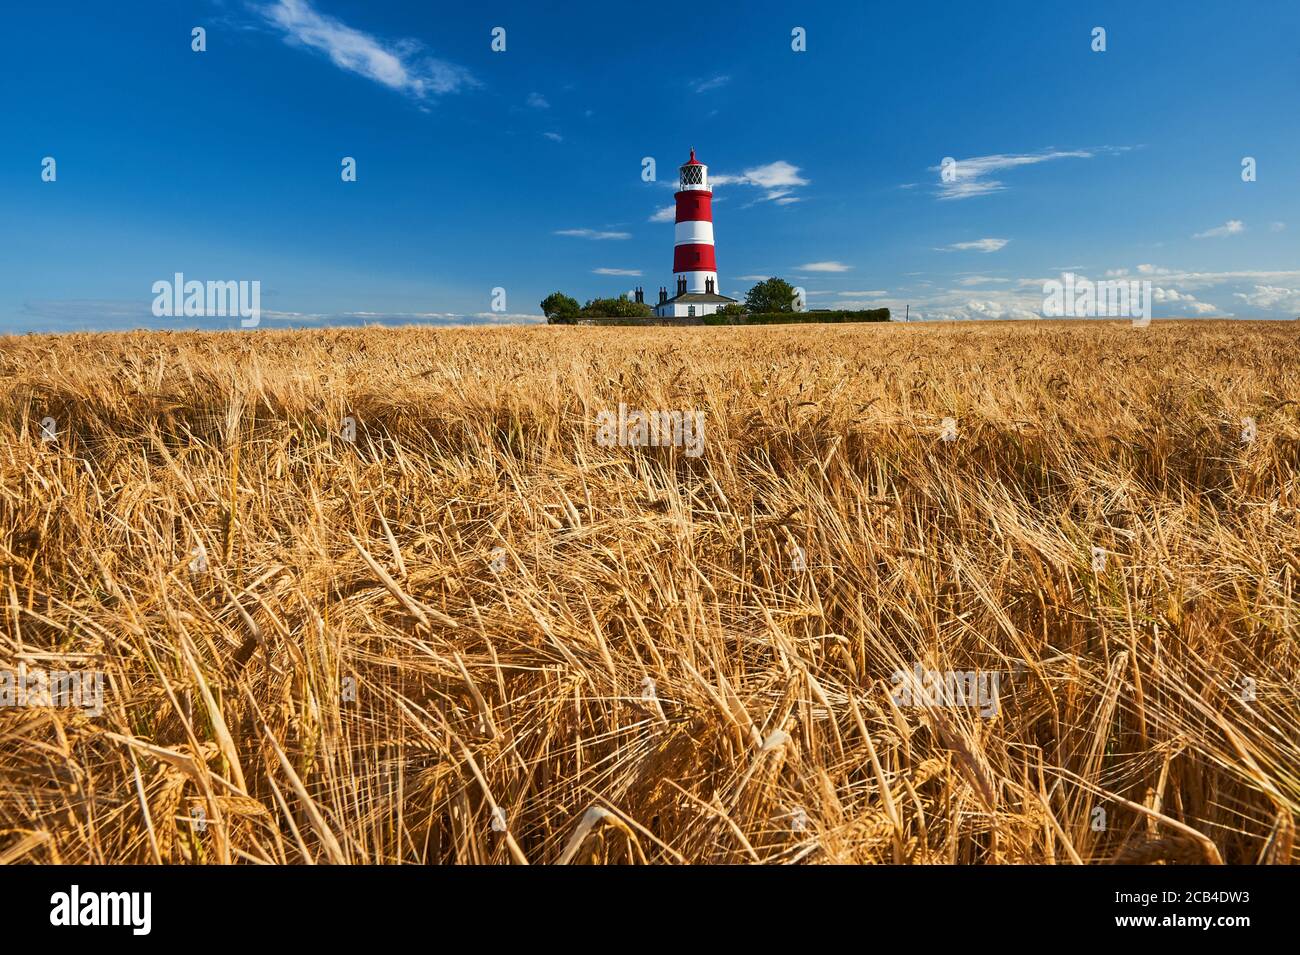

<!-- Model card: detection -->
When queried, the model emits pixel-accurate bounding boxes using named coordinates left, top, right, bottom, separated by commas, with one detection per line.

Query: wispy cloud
left=542, top=131, right=563, bottom=142
left=692, top=74, right=731, bottom=93
left=939, top=238, right=1009, bottom=253
left=927, top=148, right=1125, bottom=201
left=649, top=205, right=675, bottom=223
left=257, top=0, right=476, bottom=100
left=797, top=261, right=852, bottom=272
left=712, top=160, right=810, bottom=205
left=555, top=228, right=629, bottom=240
left=526, top=91, right=550, bottom=109
left=1125, top=264, right=1300, bottom=290
left=593, top=268, right=641, bottom=276
left=1192, top=219, right=1244, bottom=239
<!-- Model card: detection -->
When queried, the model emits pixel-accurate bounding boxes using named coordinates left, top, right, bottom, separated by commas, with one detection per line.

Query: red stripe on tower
left=675, top=192, right=712, bottom=221
left=673, top=244, right=717, bottom=272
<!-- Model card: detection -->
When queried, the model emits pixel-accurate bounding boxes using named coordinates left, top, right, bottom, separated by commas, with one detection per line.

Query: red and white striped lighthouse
left=673, top=148, right=717, bottom=295
left=654, top=149, right=736, bottom=318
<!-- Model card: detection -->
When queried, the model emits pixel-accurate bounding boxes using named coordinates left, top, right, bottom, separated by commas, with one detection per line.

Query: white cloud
left=692, top=75, right=730, bottom=93
left=710, top=160, right=810, bottom=205
left=925, top=299, right=1043, bottom=321
left=721, top=160, right=809, bottom=190
left=343, top=311, right=452, bottom=319
left=649, top=205, right=675, bottom=223
left=735, top=274, right=770, bottom=281
left=958, top=276, right=1009, bottom=286
left=554, top=228, right=629, bottom=240
left=526, top=92, right=550, bottom=109
left=258, top=0, right=476, bottom=100
left=256, top=310, right=317, bottom=320
left=927, top=147, right=1125, bottom=201
left=866, top=266, right=1244, bottom=322
left=1270, top=222, right=1287, bottom=232
left=1152, top=287, right=1220, bottom=314
left=1121, top=265, right=1300, bottom=290
left=542, top=132, right=563, bottom=142
left=593, top=268, right=641, bottom=276
left=797, top=261, right=852, bottom=272
left=1192, top=219, right=1244, bottom=239
left=874, top=258, right=1300, bottom=321
left=1234, top=286, right=1300, bottom=313
left=940, top=238, right=1009, bottom=253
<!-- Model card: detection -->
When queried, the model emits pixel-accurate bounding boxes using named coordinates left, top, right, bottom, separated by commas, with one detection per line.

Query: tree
left=582, top=295, right=653, bottom=318
left=540, top=291, right=580, bottom=324
left=744, top=277, right=797, bottom=313
left=715, top=303, right=746, bottom=317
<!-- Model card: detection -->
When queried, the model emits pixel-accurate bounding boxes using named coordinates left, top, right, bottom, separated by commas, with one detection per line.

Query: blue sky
left=2, top=0, right=1298, bottom=332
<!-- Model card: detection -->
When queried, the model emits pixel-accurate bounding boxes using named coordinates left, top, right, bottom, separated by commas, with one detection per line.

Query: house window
left=688, top=305, right=696, bottom=317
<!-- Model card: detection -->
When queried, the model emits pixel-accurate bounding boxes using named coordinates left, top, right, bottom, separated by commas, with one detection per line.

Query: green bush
left=581, top=295, right=653, bottom=318
left=743, top=278, right=798, bottom=313
left=540, top=291, right=581, bottom=324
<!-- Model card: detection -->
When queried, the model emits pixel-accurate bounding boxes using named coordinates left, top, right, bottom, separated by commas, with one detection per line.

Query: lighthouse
left=653, top=148, right=737, bottom=319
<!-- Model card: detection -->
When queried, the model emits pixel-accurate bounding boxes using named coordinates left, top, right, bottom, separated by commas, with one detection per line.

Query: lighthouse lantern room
left=653, top=148, right=738, bottom=319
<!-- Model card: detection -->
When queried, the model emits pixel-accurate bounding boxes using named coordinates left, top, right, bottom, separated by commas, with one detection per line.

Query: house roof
left=660, top=291, right=737, bottom=304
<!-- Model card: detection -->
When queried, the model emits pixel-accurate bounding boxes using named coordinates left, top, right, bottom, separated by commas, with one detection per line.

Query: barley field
left=1, top=320, right=1297, bottom=865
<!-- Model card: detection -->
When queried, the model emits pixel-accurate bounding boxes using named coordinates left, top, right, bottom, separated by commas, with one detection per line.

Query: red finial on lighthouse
left=686, top=148, right=701, bottom=165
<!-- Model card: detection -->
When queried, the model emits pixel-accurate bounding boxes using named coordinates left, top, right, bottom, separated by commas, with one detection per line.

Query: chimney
left=659, top=287, right=667, bottom=304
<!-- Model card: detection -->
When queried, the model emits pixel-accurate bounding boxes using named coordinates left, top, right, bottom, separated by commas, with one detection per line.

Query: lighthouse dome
left=679, top=149, right=708, bottom=190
